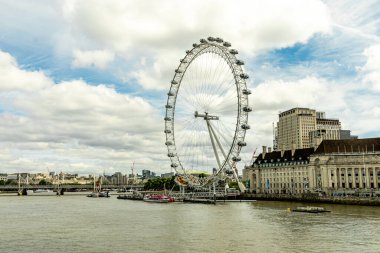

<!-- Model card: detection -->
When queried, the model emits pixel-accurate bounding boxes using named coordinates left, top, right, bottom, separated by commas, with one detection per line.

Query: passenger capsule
left=207, top=36, right=216, bottom=42
left=236, top=60, right=244, bottom=65
left=192, top=43, right=199, bottom=48
left=175, top=69, right=182, bottom=73
left=242, top=89, right=251, bottom=95
left=223, top=42, right=231, bottom=47
left=229, top=49, right=238, bottom=54
left=171, top=163, right=178, bottom=168
left=165, top=104, right=173, bottom=109
left=238, top=141, right=247, bottom=147
left=168, top=153, right=175, bottom=157
left=215, top=37, right=223, bottom=43
left=243, top=106, right=252, bottom=112
left=200, top=39, right=207, bottom=43
left=164, top=117, right=172, bottom=121
left=240, top=73, right=249, bottom=79
left=180, top=59, right=187, bottom=63
left=164, top=130, right=172, bottom=134
left=232, top=156, right=241, bottom=162
left=225, top=169, right=234, bottom=175
left=168, top=91, right=175, bottom=96
left=171, top=80, right=178, bottom=85
left=186, top=50, right=191, bottom=54
left=241, top=124, right=250, bottom=130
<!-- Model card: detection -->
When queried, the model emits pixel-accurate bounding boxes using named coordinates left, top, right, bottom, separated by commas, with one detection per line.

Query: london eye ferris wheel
left=164, top=37, right=251, bottom=189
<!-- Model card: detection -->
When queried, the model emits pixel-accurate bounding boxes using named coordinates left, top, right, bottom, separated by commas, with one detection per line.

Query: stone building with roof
left=244, top=138, right=380, bottom=196
left=311, top=138, right=380, bottom=195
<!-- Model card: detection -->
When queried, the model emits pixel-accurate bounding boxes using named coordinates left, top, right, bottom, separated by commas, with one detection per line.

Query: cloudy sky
left=0, top=0, right=379, bottom=175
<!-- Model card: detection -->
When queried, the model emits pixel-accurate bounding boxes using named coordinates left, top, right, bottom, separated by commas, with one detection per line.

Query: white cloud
left=0, top=50, right=167, bottom=174
left=250, top=76, right=347, bottom=112
left=63, top=0, right=331, bottom=54
left=72, top=49, right=115, bottom=69
left=373, top=107, right=380, bottom=117
left=0, top=51, right=52, bottom=92
left=362, top=44, right=380, bottom=91
left=62, top=0, right=332, bottom=90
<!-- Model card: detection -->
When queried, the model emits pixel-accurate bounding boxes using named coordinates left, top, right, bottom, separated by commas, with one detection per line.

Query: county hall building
left=244, top=138, right=380, bottom=196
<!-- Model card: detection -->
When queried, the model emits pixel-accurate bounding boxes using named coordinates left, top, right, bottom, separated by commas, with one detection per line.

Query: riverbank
left=242, top=193, right=380, bottom=206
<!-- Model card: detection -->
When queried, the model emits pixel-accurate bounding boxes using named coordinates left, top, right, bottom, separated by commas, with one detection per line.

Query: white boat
left=27, top=189, right=57, bottom=196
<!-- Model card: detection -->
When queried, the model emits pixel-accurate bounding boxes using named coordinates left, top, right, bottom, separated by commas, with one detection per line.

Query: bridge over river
left=0, top=184, right=144, bottom=195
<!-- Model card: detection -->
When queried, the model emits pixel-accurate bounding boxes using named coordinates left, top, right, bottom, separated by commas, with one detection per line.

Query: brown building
left=276, top=107, right=343, bottom=150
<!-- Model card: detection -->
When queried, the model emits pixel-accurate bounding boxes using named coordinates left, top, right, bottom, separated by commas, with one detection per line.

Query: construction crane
left=250, top=148, right=258, bottom=165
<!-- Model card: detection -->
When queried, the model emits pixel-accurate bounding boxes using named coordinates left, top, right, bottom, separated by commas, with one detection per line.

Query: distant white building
left=161, top=172, right=174, bottom=178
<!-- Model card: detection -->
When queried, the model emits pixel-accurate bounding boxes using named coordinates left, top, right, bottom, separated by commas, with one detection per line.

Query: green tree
left=228, top=181, right=239, bottom=189
left=6, top=179, right=17, bottom=185
left=144, top=176, right=178, bottom=191
left=38, top=179, right=52, bottom=185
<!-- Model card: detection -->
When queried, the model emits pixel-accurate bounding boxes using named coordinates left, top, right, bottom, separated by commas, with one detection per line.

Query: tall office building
left=276, top=108, right=317, bottom=150
left=309, top=112, right=341, bottom=148
left=276, top=107, right=343, bottom=150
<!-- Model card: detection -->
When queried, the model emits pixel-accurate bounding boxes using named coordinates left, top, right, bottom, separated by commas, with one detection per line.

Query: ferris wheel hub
left=194, top=111, right=219, bottom=120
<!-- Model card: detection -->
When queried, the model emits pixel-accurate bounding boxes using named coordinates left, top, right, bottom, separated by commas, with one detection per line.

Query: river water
left=1, top=194, right=379, bottom=253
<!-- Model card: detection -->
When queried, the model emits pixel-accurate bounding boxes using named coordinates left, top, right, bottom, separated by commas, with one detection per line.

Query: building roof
left=253, top=148, right=314, bottom=164
left=314, top=138, right=380, bottom=154
left=253, top=137, right=380, bottom=165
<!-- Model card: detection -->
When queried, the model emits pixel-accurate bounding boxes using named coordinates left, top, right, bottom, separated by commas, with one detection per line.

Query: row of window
left=262, top=171, right=307, bottom=176
left=261, top=182, right=306, bottom=189
left=261, top=177, right=306, bottom=183
left=257, top=161, right=308, bottom=167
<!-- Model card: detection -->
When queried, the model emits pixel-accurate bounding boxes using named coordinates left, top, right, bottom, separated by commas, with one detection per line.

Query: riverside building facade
left=311, top=138, right=380, bottom=195
left=244, top=138, right=380, bottom=196
left=245, top=145, right=314, bottom=194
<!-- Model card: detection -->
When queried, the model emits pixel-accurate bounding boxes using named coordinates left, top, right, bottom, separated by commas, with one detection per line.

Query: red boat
left=143, top=195, right=175, bottom=203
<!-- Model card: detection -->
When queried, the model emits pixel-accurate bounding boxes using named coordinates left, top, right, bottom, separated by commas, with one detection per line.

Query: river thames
left=1, top=195, right=379, bottom=253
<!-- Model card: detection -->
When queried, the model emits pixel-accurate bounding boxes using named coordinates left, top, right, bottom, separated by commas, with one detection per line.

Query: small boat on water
left=291, top=206, right=330, bottom=213
left=87, top=191, right=110, bottom=198
left=86, top=175, right=110, bottom=198
left=143, top=195, right=175, bottom=203
left=27, top=189, right=57, bottom=196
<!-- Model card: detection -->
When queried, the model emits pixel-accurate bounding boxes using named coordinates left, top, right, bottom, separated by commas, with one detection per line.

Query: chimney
left=262, top=146, right=267, bottom=159
left=268, top=147, right=272, bottom=153
left=291, top=143, right=296, bottom=157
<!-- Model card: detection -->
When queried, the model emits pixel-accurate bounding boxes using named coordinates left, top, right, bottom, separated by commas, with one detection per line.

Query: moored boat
left=87, top=191, right=110, bottom=198
left=26, top=189, right=57, bottom=196
left=143, top=195, right=175, bottom=203
left=291, top=206, right=330, bottom=213
left=86, top=175, right=110, bottom=198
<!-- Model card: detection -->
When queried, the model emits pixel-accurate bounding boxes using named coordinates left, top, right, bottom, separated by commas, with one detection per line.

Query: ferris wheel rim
left=164, top=37, right=251, bottom=186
